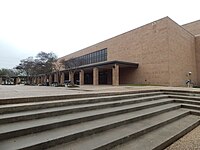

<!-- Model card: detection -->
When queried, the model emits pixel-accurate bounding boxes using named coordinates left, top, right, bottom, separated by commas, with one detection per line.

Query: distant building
left=35, top=17, right=200, bottom=87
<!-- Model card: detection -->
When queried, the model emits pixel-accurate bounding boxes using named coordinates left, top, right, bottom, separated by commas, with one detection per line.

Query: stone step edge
left=153, top=119, right=200, bottom=150
left=0, top=104, right=180, bottom=140
left=0, top=97, right=171, bottom=124
left=181, top=104, right=200, bottom=112
left=17, top=111, right=189, bottom=150
left=1, top=89, right=200, bottom=105
left=164, top=91, right=200, bottom=97
left=161, top=89, right=200, bottom=95
left=0, top=98, right=173, bottom=124
left=3, top=95, right=200, bottom=124
left=0, top=95, right=168, bottom=114
left=0, top=91, right=163, bottom=108
left=169, top=94, right=200, bottom=101
left=1, top=100, right=174, bottom=127
left=93, top=112, right=190, bottom=150
left=174, top=99, right=200, bottom=106
left=0, top=89, right=162, bottom=104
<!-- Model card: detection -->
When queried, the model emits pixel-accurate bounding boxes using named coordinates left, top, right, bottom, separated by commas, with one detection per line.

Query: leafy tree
left=15, top=57, right=35, bottom=76
left=35, top=52, right=57, bottom=74
left=0, top=69, right=7, bottom=77
left=0, top=68, right=20, bottom=77
left=15, top=52, right=57, bottom=84
left=0, top=68, right=21, bottom=84
left=15, top=52, right=57, bottom=76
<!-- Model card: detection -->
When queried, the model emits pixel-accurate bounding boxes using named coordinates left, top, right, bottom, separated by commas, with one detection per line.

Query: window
left=65, top=48, right=107, bottom=68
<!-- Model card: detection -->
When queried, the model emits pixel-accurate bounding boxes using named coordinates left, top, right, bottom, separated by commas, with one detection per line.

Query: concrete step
left=0, top=102, right=180, bottom=140
left=0, top=109, right=188, bottom=150
left=176, top=104, right=200, bottom=116
left=162, top=90, right=200, bottom=97
left=174, top=98, right=200, bottom=106
left=0, top=90, right=162, bottom=105
left=112, top=115, right=200, bottom=150
left=168, top=94, right=200, bottom=101
left=187, top=110, right=200, bottom=116
left=163, top=89, right=200, bottom=93
left=0, top=97, right=172, bottom=125
left=0, top=92, right=164, bottom=114
left=0, top=94, right=168, bottom=116
left=181, top=103, right=200, bottom=111
left=45, top=109, right=190, bottom=150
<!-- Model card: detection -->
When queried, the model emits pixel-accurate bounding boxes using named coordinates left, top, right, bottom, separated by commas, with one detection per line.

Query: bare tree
left=65, top=57, right=83, bottom=86
left=53, top=58, right=65, bottom=85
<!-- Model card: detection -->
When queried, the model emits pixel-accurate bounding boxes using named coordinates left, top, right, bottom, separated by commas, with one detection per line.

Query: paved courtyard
left=0, top=85, right=200, bottom=99
left=1, top=84, right=200, bottom=99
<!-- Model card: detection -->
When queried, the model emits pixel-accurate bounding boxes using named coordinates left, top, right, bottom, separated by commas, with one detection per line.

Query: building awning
left=63, top=60, right=139, bottom=71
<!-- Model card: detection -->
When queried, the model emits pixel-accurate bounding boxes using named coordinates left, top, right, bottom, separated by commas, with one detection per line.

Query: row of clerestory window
left=65, top=48, right=107, bottom=69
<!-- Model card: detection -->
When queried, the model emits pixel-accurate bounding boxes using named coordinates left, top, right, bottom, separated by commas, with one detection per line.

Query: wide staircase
left=1, top=89, right=200, bottom=150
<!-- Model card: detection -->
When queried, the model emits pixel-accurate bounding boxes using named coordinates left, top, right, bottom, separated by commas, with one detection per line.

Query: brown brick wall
left=195, top=35, right=200, bottom=85
left=57, top=17, right=199, bottom=86
left=182, top=20, right=200, bottom=36
left=168, top=19, right=197, bottom=86
left=110, top=18, right=169, bottom=85
left=59, top=17, right=170, bottom=85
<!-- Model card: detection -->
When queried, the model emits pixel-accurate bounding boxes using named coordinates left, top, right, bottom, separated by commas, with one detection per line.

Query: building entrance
left=99, top=72, right=107, bottom=84
left=84, top=72, right=93, bottom=84
left=74, top=73, right=79, bottom=85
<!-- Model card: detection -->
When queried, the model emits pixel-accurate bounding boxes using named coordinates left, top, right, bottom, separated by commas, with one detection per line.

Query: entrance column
left=69, top=71, right=74, bottom=85
left=33, top=77, right=35, bottom=84
left=40, top=76, right=42, bottom=84
left=79, top=70, right=84, bottom=85
left=34, top=77, right=37, bottom=84
left=49, top=75, right=52, bottom=85
left=39, top=76, right=41, bottom=84
left=16, top=77, right=20, bottom=84
left=0, top=77, right=2, bottom=85
left=37, top=77, right=40, bottom=85
left=44, top=75, right=47, bottom=85
left=112, top=64, right=119, bottom=86
left=41, top=76, right=44, bottom=84
left=42, top=76, right=45, bottom=84
left=30, top=77, right=33, bottom=85
left=93, top=67, right=99, bottom=85
left=60, top=72, right=64, bottom=85
left=54, top=73, right=57, bottom=83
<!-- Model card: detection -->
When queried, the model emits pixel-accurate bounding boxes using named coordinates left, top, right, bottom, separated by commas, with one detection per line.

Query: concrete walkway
left=1, top=84, right=200, bottom=99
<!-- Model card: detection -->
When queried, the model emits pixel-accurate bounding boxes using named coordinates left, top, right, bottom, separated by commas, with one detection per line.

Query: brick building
left=34, top=17, right=200, bottom=87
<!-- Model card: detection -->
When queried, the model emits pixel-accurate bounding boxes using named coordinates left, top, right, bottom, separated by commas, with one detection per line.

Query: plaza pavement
left=1, top=84, right=200, bottom=99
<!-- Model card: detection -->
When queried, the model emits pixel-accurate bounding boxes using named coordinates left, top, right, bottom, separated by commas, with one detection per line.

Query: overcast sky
left=0, top=0, right=199, bottom=69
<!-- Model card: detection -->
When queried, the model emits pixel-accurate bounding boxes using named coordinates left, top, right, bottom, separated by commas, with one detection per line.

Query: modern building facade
left=34, top=17, right=200, bottom=87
